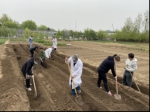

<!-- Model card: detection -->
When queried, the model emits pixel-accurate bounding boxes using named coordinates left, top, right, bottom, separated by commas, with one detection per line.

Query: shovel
left=67, top=63, right=84, bottom=106
left=32, top=76, right=37, bottom=100
left=32, top=68, right=37, bottom=100
left=114, top=77, right=121, bottom=100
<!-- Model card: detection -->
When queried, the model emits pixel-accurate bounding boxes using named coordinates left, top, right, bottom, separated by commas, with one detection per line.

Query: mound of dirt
left=0, top=44, right=30, bottom=111
left=0, top=43, right=149, bottom=111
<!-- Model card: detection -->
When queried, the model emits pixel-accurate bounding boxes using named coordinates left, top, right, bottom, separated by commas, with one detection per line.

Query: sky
left=0, top=0, right=149, bottom=32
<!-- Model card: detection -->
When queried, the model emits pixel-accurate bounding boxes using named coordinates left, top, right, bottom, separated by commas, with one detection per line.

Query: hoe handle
left=116, top=77, right=118, bottom=95
left=130, top=72, right=141, bottom=92
left=115, top=65, right=118, bottom=94
left=67, top=63, right=78, bottom=96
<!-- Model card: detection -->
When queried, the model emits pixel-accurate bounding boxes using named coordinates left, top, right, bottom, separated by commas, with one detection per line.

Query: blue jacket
left=29, top=37, right=33, bottom=43
left=97, top=56, right=116, bottom=77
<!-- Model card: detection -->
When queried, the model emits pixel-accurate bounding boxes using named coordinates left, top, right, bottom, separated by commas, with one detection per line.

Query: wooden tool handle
left=67, top=63, right=78, bottom=96
left=130, top=72, right=140, bottom=92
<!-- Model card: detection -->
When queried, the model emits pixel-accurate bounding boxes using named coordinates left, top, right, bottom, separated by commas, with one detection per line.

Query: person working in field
left=39, top=48, right=46, bottom=68
left=123, top=53, right=137, bottom=87
left=65, top=54, right=83, bottom=96
left=21, top=57, right=39, bottom=91
left=97, top=54, right=120, bottom=96
left=45, top=47, right=54, bottom=60
left=52, top=36, right=57, bottom=51
left=30, top=46, right=38, bottom=58
left=29, top=35, right=33, bottom=48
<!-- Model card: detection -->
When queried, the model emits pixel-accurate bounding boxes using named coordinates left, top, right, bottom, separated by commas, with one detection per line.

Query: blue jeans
left=29, top=43, right=32, bottom=48
left=70, top=81, right=81, bottom=95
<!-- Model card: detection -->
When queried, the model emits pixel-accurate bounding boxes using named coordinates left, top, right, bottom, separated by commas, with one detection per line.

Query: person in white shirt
left=65, top=54, right=83, bottom=96
left=52, top=36, right=57, bottom=51
left=45, top=47, right=54, bottom=59
left=123, top=53, right=137, bottom=87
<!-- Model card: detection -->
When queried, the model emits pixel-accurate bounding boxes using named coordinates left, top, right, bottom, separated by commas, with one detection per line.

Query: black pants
left=97, top=71, right=109, bottom=92
left=21, top=69, right=31, bottom=88
left=122, top=70, right=134, bottom=87
left=30, top=51, right=34, bottom=58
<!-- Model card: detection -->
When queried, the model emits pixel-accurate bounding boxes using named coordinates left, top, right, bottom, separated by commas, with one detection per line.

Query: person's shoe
left=107, top=91, right=113, bottom=96
left=25, top=84, right=32, bottom=86
left=99, top=86, right=102, bottom=89
left=26, top=87, right=32, bottom=91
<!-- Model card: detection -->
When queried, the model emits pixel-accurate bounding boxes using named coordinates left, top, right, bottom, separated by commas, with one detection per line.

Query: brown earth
left=0, top=41, right=149, bottom=111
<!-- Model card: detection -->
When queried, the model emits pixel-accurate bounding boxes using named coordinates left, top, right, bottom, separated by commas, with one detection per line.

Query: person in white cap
left=65, top=54, right=83, bottom=96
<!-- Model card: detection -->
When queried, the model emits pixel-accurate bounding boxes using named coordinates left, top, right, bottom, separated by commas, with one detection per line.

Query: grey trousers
left=122, top=70, right=134, bottom=87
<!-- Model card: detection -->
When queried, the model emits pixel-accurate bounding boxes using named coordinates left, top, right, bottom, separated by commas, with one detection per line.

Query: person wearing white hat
left=65, top=54, right=83, bottom=96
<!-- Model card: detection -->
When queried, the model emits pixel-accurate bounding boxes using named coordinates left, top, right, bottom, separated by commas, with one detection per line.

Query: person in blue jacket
left=29, top=35, right=33, bottom=48
left=97, top=54, right=120, bottom=96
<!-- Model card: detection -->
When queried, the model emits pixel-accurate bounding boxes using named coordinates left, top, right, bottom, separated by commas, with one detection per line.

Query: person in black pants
left=21, top=57, right=39, bottom=91
left=29, top=46, right=38, bottom=58
left=97, top=54, right=120, bottom=96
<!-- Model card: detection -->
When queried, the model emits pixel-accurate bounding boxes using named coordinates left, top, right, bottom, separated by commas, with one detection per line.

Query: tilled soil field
left=0, top=42, right=149, bottom=111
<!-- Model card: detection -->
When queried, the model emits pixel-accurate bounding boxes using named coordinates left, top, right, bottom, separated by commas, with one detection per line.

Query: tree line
left=0, top=11, right=149, bottom=42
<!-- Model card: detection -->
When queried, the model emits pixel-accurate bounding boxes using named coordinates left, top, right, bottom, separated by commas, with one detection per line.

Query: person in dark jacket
left=30, top=46, right=38, bottom=58
left=21, top=57, right=39, bottom=91
left=97, top=54, right=120, bottom=96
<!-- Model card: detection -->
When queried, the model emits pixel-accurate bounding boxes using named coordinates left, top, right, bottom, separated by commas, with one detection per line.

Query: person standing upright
left=29, top=35, right=33, bottom=48
left=52, top=36, right=57, bottom=51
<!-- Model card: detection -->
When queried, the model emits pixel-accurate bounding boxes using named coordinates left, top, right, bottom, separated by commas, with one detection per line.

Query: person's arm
left=65, top=57, right=71, bottom=64
left=26, top=63, right=33, bottom=76
left=111, top=63, right=117, bottom=77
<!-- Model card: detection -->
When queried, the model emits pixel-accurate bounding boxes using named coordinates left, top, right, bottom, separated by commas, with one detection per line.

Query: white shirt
left=45, top=48, right=53, bottom=58
left=52, top=38, right=57, bottom=48
left=65, top=57, right=83, bottom=89
left=125, top=58, right=137, bottom=72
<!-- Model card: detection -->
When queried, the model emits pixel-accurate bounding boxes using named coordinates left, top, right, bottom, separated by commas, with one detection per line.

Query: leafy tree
left=0, top=14, right=19, bottom=28
left=0, top=14, right=11, bottom=23
left=24, top=28, right=31, bottom=38
left=97, top=30, right=107, bottom=40
left=56, top=30, right=61, bottom=38
left=37, top=25, right=47, bottom=31
left=21, top=20, right=37, bottom=30
left=47, top=27, right=50, bottom=31
left=3, top=21, right=19, bottom=28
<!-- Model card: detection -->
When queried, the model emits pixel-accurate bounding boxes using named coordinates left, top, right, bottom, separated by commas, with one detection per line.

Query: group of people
left=21, top=36, right=57, bottom=91
left=23, top=35, right=138, bottom=97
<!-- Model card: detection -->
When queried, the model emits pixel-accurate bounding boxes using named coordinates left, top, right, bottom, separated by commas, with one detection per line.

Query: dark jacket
left=21, top=58, right=34, bottom=76
left=30, top=47, right=38, bottom=52
left=97, top=56, right=116, bottom=77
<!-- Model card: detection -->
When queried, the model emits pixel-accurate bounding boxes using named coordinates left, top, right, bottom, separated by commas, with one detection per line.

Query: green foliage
left=24, top=28, right=31, bottom=38
left=0, top=38, right=7, bottom=44
left=37, top=25, right=47, bottom=31
left=83, top=28, right=96, bottom=40
left=3, top=21, right=19, bottom=28
left=56, top=30, right=61, bottom=38
left=97, top=30, right=107, bottom=40
left=21, top=20, right=37, bottom=30
left=34, top=38, right=66, bottom=46
left=112, top=10, right=149, bottom=42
